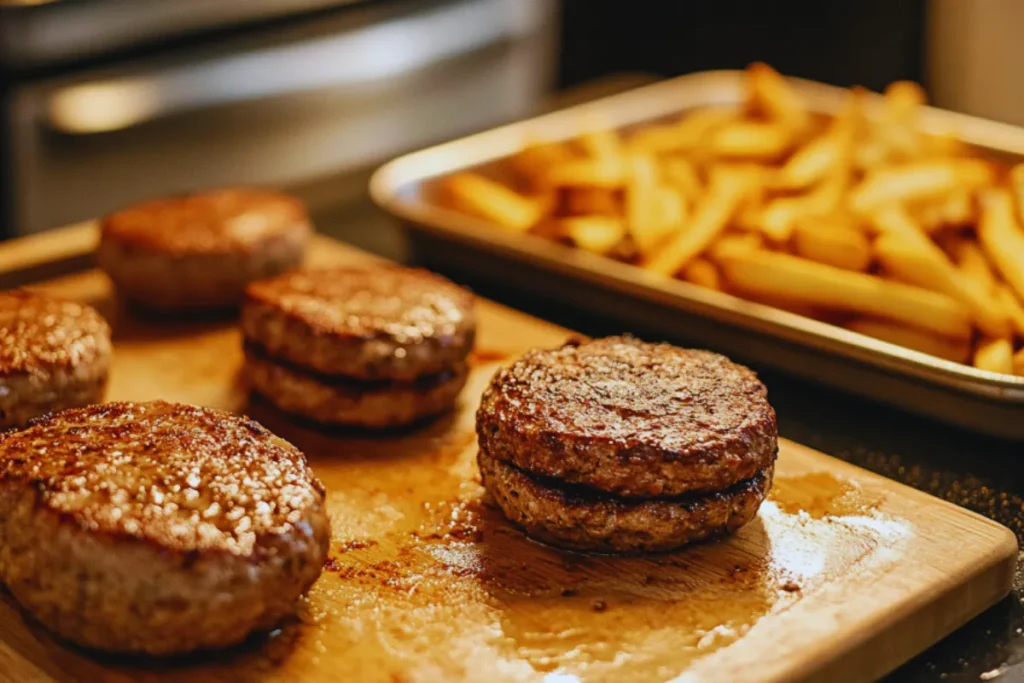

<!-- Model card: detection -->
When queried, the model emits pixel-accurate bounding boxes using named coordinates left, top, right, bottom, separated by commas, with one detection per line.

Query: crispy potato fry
left=866, top=204, right=928, bottom=241
left=951, top=240, right=997, bottom=293
left=847, top=319, right=970, bottom=363
left=562, top=187, right=621, bottom=216
left=707, top=232, right=764, bottom=262
left=974, top=338, right=1014, bottom=374
left=627, top=107, right=736, bottom=154
left=662, top=157, right=703, bottom=202
left=912, top=190, right=974, bottom=232
left=874, top=233, right=1010, bottom=337
left=708, top=121, right=794, bottom=161
left=546, top=159, right=626, bottom=188
left=443, top=173, right=547, bottom=232
left=681, top=258, right=722, bottom=290
left=747, top=62, right=811, bottom=134
left=997, top=285, right=1024, bottom=338
left=1011, top=163, right=1024, bottom=226
left=562, top=216, right=626, bottom=254
left=509, top=141, right=577, bottom=186
left=792, top=214, right=872, bottom=271
left=771, top=90, right=859, bottom=191
left=849, top=159, right=994, bottom=213
left=1014, top=347, right=1024, bottom=375
left=717, top=249, right=973, bottom=338
left=644, top=166, right=759, bottom=276
left=758, top=174, right=844, bottom=242
left=979, top=189, right=1024, bottom=303
left=579, top=127, right=624, bottom=164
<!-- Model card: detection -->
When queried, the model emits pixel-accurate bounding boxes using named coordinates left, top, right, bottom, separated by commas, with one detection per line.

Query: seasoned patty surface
left=477, top=336, right=777, bottom=497
left=0, top=291, right=111, bottom=428
left=479, top=448, right=772, bottom=553
left=101, top=188, right=311, bottom=256
left=242, top=266, right=475, bottom=380
left=0, top=401, right=329, bottom=654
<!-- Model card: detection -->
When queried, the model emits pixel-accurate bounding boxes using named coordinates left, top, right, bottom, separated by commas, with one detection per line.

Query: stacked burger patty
left=241, top=265, right=476, bottom=428
left=476, top=336, right=778, bottom=553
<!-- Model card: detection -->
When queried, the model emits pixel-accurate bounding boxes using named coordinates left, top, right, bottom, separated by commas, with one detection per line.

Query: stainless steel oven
left=2, top=0, right=557, bottom=236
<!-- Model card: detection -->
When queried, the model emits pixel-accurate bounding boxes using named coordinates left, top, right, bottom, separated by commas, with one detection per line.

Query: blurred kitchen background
left=0, top=0, right=1015, bottom=241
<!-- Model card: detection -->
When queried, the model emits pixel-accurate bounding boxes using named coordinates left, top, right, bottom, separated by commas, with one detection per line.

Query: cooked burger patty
left=477, top=336, right=777, bottom=497
left=242, top=266, right=475, bottom=381
left=0, top=291, right=111, bottom=428
left=243, top=346, right=468, bottom=428
left=479, top=448, right=772, bottom=554
left=98, top=188, right=311, bottom=311
left=0, top=401, right=329, bottom=655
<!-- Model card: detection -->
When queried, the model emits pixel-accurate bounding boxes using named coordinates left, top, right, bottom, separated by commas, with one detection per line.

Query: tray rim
left=370, top=68, right=1024, bottom=404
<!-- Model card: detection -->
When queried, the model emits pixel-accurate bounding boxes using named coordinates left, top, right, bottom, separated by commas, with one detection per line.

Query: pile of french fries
left=440, top=63, right=1024, bottom=376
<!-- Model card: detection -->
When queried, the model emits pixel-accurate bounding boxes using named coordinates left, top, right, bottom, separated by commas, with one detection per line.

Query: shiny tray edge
left=370, top=69, right=1024, bottom=404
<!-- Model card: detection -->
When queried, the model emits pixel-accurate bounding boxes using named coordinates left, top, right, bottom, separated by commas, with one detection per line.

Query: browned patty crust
left=477, top=336, right=777, bottom=498
left=242, top=266, right=475, bottom=381
left=97, top=188, right=311, bottom=310
left=479, top=448, right=772, bottom=554
left=0, top=401, right=329, bottom=655
left=243, top=345, right=468, bottom=428
left=0, top=291, right=111, bottom=428
left=100, top=188, right=311, bottom=256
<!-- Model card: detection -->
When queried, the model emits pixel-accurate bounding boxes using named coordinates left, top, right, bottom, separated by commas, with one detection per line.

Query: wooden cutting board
left=0, top=226, right=1017, bottom=683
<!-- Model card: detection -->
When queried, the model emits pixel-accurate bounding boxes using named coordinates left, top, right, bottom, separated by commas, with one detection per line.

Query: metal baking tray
left=370, top=69, right=1024, bottom=439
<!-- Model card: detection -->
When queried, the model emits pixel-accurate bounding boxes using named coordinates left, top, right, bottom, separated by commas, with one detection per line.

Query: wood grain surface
left=0, top=228, right=1017, bottom=683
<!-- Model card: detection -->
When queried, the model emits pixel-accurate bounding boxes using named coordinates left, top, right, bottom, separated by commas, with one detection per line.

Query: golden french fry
left=716, top=248, right=973, bottom=339
left=644, top=166, right=758, bottom=276
left=1010, top=163, right=1024, bottom=226
left=708, top=121, right=793, bottom=161
left=1014, top=347, right=1024, bottom=375
left=562, top=216, right=626, bottom=254
left=849, top=159, right=995, bottom=213
left=662, top=157, right=703, bottom=203
left=509, top=141, right=577, bottom=186
left=847, top=319, right=970, bottom=363
left=561, top=187, right=621, bottom=216
left=792, top=215, right=872, bottom=271
left=758, top=174, right=844, bottom=242
left=974, top=338, right=1014, bottom=374
left=874, top=233, right=1010, bottom=337
left=627, top=107, right=736, bottom=154
left=771, top=89, right=859, bottom=191
left=579, top=127, right=624, bottom=164
left=546, top=159, right=626, bottom=188
left=707, top=232, right=764, bottom=262
left=951, top=240, right=997, bottom=293
left=997, top=285, right=1024, bottom=338
left=979, top=189, right=1024, bottom=304
left=681, top=258, right=722, bottom=290
left=866, top=204, right=928, bottom=240
left=746, top=62, right=811, bottom=134
left=443, top=173, right=547, bottom=232
left=625, top=153, right=661, bottom=246
left=912, top=191, right=974, bottom=232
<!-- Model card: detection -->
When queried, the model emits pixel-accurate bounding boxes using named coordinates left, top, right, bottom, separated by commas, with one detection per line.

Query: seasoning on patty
left=0, top=290, right=111, bottom=428
left=476, top=336, right=777, bottom=553
left=241, top=265, right=475, bottom=427
left=0, top=401, right=330, bottom=655
left=98, top=188, right=311, bottom=311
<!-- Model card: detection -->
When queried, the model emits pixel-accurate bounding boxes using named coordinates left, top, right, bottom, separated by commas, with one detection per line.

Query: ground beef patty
left=241, top=266, right=475, bottom=427
left=479, top=449, right=772, bottom=553
left=98, top=188, right=311, bottom=311
left=0, top=401, right=329, bottom=655
left=476, top=336, right=776, bottom=553
left=0, top=291, right=111, bottom=428
left=242, top=265, right=475, bottom=381
left=477, top=336, right=777, bottom=498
